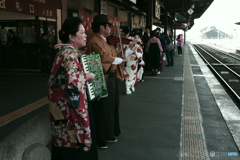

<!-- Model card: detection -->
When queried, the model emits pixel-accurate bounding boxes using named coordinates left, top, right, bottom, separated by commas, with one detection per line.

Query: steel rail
left=189, top=43, right=240, bottom=101
left=195, top=44, right=240, bottom=78
left=204, top=44, right=240, bottom=61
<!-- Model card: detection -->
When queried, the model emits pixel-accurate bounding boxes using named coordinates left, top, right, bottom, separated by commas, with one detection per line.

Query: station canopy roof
left=236, top=22, right=240, bottom=25
left=110, top=0, right=214, bottom=30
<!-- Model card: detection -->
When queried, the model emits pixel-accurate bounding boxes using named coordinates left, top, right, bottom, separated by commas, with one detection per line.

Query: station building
left=0, top=0, right=213, bottom=72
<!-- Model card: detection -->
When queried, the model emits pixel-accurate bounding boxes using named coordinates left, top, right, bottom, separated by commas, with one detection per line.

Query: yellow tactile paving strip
left=0, top=97, right=48, bottom=127
left=181, top=46, right=209, bottom=160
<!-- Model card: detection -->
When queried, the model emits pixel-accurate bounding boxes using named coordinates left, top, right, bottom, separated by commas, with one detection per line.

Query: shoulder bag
left=166, top=41, right=174, bottom=52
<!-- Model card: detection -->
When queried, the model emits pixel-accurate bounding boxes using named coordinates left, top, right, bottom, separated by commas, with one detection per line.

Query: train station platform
left=0, top=42, right=240, bottom=160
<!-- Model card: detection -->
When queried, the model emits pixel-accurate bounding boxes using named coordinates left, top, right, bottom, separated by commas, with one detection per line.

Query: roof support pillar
left=174, top=24, right=176, bottom=45
left=164, top=13, right=168, bottom=34
left=62, top=0, right=67, bottom=23
left=94, top=0, right=101, bottom=14
left=184, top=30, right=186, bottom=44
left=146, top=0, right=153, bottom=30
left=35, top=16, right=40, bottom=45
left=115, top=8, right=119, bottom=17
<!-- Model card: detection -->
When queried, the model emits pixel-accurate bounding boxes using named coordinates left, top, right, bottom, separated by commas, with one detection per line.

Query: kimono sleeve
left=145, top=39, right=150, bottom=53
left=133, top=44, right=143, bottom=60
left=157, top=38, right=163, bottom=52
left=64, top=53, right=87, bottom=93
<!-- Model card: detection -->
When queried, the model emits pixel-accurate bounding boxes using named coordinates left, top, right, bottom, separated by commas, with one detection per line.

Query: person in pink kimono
left=176, top=34, right=184, bottom=56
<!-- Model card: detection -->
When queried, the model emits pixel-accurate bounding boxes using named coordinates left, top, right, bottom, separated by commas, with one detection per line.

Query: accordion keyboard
left=81, top=55, right=95, bottom=100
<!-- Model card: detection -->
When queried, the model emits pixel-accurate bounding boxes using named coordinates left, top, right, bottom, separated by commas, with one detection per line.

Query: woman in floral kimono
left=47, top=17, right=98, bottom=160
left=122, top=29, right=143, bottom=94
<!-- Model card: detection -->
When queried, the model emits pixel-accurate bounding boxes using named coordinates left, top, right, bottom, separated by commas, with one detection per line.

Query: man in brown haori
left=87, top=14, right=134, bottom=149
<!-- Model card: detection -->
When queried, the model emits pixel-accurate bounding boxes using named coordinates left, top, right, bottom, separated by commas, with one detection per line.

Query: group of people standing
left=47, top=14, right=184, bottom=160
left=47, top=14, right=144, bottom=160
left=142, top=26, right=184, bottom=76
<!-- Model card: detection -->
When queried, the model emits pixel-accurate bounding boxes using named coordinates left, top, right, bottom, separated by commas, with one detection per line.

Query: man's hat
left=91, top=14, right=112, bottom=25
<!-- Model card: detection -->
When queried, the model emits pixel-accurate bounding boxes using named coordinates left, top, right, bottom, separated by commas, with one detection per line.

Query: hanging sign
left=0, top=0, right=11, bottom=12
left=25, top=2, right=37, bottom=15
left=100, top=1, right=107, bottom=15
left=38, top=6, right=57, bottom=18
left=11, top=0, right=26, bottom=13
left=155, top=0, right=161, bottom=20
left=7, top=0, right=58, bottom=18
left=129, top=0, right=136, bottom=4
left=187, top=8, right=194, bottom=15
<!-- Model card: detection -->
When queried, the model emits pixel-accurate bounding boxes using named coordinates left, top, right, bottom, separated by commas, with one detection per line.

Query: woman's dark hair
left=91, top=23, right=107, bottom=33
left=131, top=29, right=140, bottom=37
left=145, top=25, right=151, bottom=30
left=122, top=27, right=130, bottom=35
left=8, top=29, right=14, bottom=34
left=150, top=31, right=156, bottom=37
left=42, top=32, right=48, bottom=37
left=154, top=29, right=159, bottom=36
left=59, top=17, right=83, bottom=43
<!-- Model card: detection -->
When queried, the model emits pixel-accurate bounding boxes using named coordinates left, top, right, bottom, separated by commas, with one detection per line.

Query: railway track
left=190, top=43, right=240, bottom=103
left=199, top=44, right=240, bottom=61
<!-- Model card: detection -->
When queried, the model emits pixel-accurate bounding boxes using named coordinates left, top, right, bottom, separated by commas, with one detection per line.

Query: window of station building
left=18, top=21, right=35, bottom=43
left=0, top=21, right=35, bottom=44
left=47, top=24, right=56, bottom=43
left=40, top=21, right=46, bottom=38
left=0, top=22, right=17, bottom=45
left=39, top=21, right=56, bottom=44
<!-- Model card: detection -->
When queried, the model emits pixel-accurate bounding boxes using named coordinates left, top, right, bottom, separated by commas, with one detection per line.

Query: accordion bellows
left=79, top=54, right=108, bottom=101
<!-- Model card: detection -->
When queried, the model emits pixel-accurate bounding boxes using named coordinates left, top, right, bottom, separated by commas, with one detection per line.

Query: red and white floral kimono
left=123, top=36, right=143, bottom=89
left=47, top=44, right=91, bottom=151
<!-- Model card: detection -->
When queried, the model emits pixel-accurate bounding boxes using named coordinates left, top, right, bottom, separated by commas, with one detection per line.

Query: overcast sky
left=187, top=0, right=240, bottom=37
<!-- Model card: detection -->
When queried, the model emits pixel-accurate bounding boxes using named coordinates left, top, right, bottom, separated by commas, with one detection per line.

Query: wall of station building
left=0, top=0, right=146, bottom=46
left=0, top=0, right=146, bottom=71
left=47, top=0, right=147, bottom=41
left=64, top=0, right=146, bottom=39
left=68, top=0, right=95, bottom=11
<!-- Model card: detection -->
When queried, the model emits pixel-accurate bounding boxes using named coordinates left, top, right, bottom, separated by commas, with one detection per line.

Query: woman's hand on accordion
left=86, top=73, right=95, bottom=83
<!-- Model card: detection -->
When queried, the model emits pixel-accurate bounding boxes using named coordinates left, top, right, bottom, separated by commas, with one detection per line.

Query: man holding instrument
left=87, top=14, right=135, bottom=149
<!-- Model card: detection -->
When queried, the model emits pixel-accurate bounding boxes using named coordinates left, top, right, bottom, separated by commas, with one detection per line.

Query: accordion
left=79, top=54, right=108, bottom=101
